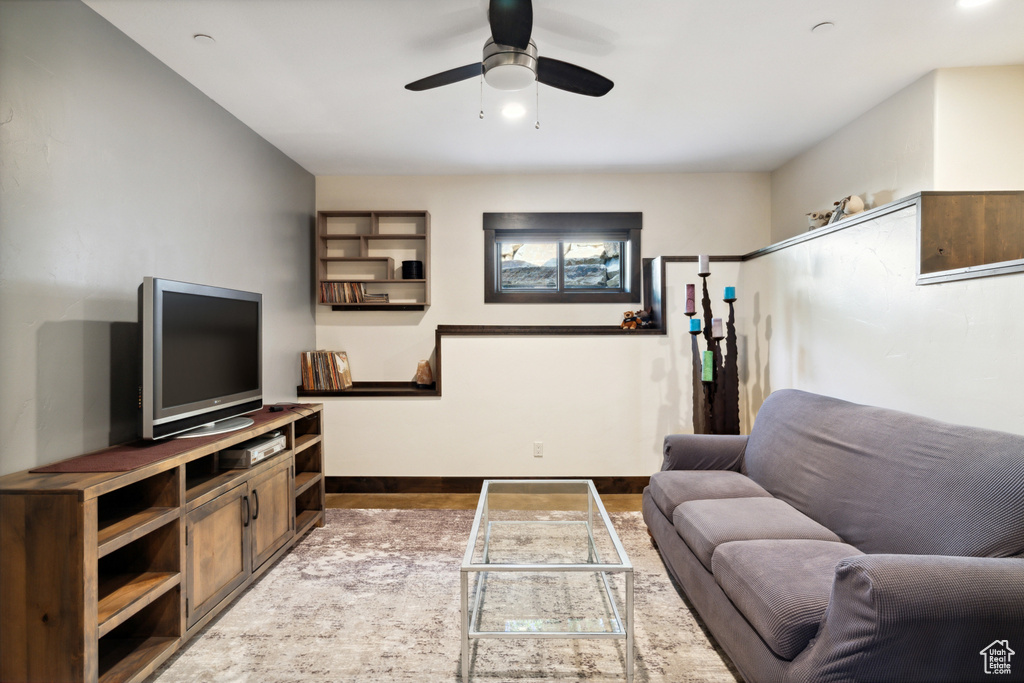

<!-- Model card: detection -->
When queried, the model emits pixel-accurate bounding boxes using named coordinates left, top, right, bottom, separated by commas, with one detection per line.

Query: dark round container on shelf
left=401, top=260, right=424, bottom=280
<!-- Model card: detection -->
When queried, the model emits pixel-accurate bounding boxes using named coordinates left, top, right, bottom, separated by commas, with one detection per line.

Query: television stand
left=0, top=404, right=325, bottom=683
left=175, top=415, right=255, bottom=438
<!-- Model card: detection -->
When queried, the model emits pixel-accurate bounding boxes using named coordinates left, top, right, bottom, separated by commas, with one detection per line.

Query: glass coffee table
left=460, top=479, right=634, bottom=681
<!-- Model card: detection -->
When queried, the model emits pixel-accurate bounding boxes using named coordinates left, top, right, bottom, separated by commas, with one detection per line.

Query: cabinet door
left=185, top=483, right=251, bottom=629
left=249, top=459, right=295, bottom=570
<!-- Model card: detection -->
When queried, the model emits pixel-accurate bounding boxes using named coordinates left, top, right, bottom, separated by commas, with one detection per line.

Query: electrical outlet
left=533, top=441, right=544, bottom=458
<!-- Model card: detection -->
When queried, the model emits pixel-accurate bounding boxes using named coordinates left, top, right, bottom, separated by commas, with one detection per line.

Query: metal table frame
left=460, top=479, right=634, bottom=682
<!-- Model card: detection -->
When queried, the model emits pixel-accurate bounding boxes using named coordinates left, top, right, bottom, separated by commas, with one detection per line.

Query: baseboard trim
left=325, top=476, right=650, bottom=495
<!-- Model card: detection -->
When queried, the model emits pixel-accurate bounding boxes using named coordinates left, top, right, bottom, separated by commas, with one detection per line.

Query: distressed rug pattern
left=153, top=509, right=742, bottom=682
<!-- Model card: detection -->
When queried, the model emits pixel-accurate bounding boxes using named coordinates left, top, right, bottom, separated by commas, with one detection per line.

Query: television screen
left=161, top=291, right=260, bottom=408
left=140, top=277, right=263, bottom=439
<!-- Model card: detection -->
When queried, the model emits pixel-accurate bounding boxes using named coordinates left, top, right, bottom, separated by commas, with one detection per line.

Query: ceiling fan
left=405, top=0, right=613, bottom=97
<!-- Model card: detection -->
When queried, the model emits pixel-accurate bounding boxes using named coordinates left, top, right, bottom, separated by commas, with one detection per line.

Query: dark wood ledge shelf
left=330, top=303, right=427, bottom=311
left=436, top=324, right=664, bottom=336
left=297, top=381, right=438, bottom=398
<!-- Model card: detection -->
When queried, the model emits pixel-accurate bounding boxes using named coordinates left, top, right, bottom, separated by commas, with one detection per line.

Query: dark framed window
left=483, top=212, right=642, bottom=304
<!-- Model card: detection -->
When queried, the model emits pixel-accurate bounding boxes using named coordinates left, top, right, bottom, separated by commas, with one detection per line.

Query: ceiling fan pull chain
left=479, top=75, right=485, bottom=119
left=535, top=81, right=540, bottom=130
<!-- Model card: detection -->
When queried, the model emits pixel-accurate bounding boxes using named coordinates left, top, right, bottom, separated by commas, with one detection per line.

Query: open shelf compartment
left=97, top=469, right=180, bottom=558
left=97, top=521, right=180, bottom=638
left=98, top=587, right=181, bottom=683
left=295, top=479, right=324, bottom=536
left=184, top=453, right=248, bottom=508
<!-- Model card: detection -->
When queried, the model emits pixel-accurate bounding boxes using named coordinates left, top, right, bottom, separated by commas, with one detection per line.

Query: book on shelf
left=320, top=282, right=368, bottom=304
left=300, top=350, right=354, bottom=391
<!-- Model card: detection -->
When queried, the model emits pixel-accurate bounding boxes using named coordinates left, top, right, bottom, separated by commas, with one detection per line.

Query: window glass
left=563, top=242, right=622, bottom=290
left=499, top=242, right=558, bottom=290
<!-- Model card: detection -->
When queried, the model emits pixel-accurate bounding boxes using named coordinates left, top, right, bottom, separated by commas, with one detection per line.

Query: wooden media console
left=0, top=404, right=325, bottom=683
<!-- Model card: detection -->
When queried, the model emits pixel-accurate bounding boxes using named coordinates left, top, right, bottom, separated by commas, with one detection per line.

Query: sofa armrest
left=661, top=434, right=747, bottom=471
left=791, top=554, right=1024, bottom=682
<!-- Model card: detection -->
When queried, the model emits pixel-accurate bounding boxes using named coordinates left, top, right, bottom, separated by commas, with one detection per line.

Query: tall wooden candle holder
left=687, top=263, right=740, bottom=435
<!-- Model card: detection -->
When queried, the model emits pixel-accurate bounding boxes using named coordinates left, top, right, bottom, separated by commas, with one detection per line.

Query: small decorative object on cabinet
left=0, top=404, right=324, bottom=683
left=317, top=210, right=430, bottom=311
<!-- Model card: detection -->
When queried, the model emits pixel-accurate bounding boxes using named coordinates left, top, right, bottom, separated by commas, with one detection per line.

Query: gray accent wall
left=0, top=0, right=316, bottom=475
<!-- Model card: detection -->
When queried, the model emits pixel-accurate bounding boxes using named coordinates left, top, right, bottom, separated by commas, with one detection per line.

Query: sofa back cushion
left=744, top=389, right=1024, bottom=557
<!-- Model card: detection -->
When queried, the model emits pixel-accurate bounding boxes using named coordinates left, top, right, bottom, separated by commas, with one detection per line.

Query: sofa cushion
left=711, top=539, right=863, bottom=660
left=673, top=497, right=843, bottom=570
left=744, top=389, right=1024, bottom=557
left=649, top=470, right=772, bottom=519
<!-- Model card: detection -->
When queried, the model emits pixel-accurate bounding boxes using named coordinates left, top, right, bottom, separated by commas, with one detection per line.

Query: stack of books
left=362, top=292, right=389, bottom=304
left=300, top=350, right=353, bottom=391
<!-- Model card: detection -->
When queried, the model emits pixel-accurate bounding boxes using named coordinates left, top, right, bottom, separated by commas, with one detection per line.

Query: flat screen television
left=139, top=277, right=263, bottom=439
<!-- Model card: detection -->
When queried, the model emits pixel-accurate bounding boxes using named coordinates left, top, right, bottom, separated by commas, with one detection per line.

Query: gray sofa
left=643, top=389, right=1024, bottom=682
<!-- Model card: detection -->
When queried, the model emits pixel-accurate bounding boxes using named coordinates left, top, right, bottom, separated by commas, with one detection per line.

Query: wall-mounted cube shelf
left=317, top=210, right=430, bottom=310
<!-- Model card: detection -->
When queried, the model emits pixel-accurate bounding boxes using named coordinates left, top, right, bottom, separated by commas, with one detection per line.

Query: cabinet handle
left=243, top=494, right=250, bottom=527
left=252, top=489, right=260, bottom=520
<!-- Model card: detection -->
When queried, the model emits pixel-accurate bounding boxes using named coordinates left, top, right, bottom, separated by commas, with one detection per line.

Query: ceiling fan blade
left=536, top=57, right=613, bottom=97
left=488, top=0, right=532, bottom=49
left=405, top=63, right=483, bottom=91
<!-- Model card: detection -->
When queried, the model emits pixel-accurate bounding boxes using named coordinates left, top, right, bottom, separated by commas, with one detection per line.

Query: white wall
left=738, top=205, right=1024, bottom=435
left=770, top=65, right=1024, bottom=242
left=756, top=63, right=1024, bottom=432
left=315, top=174, right=766, bottom=476
left=0, top=0, right=316, bottom=475
left=934, top=66, right=1024, bottom=191
left=770, top=72, right=936, bottom=242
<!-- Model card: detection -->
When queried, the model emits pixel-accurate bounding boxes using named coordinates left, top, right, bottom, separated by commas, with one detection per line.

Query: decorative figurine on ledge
left=415, top=360, right=434, bottom=388
left=621, top=309, right=655, bottom=330
left=806, top=210, right=832, bottom=230
left=687, top=257, right=740, bottom=435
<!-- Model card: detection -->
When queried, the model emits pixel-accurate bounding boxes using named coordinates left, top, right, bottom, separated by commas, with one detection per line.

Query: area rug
left=152, top=509, right=742, bottom=682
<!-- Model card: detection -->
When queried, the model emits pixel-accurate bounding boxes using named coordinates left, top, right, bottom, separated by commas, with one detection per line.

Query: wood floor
left=326, top=493, right=643, bottom=512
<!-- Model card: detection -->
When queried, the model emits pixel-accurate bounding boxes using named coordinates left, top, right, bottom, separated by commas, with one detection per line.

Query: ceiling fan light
left=485, top=64, right=536, bottom=91
left=482, top=38, right=538, bottom=91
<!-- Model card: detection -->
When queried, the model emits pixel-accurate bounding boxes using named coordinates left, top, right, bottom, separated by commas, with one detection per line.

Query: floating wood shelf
left=321, top=233, right=428, bottom=241
left=330, top=303, right=427, bottom=311
left=297, top=381, right=438, bottom=398
left=322, top=277, right=426, bottom=283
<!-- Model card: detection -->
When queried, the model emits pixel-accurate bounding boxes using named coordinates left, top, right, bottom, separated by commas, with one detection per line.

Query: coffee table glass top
left=463, top=479, right=630, bottom=569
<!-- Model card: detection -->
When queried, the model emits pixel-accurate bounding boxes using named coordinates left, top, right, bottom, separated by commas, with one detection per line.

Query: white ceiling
left=83, top=0, right=1024, bottom=176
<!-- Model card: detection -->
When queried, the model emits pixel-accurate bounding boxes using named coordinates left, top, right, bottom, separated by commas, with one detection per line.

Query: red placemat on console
left=29, top=405, right=315, bottom=473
